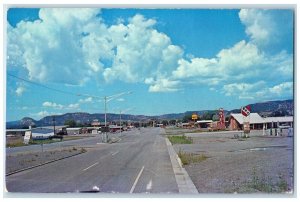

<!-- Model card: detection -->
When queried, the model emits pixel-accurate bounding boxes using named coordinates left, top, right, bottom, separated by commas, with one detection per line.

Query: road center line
left=129, top=166, right=145, bottom=193
left=83, top=162, right=99, bottom=171
left=111, top=151, right=119, bottom=156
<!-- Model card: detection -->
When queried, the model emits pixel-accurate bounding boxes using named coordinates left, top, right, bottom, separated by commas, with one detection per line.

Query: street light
left=119, top=108, right=134, bottom=135
left=103, top=91, right=132, bottom=142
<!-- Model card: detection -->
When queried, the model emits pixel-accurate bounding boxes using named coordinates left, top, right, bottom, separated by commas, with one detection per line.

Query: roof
left=230, top=113, right=265, bottom=124
left=196, top=120, right=213, bottom=123
left=109, top=125, right=122, bottom=129
left=66, top=127, right=82, bottom=130
left=32, top=128, right=53, bottom=133
left=37, top=125, right=68, bottom=130
left=6, top=129, right=30, bottom=132
left=264, top=116, right=293, bottom=123
left=32, top=128, right=54, bottom=135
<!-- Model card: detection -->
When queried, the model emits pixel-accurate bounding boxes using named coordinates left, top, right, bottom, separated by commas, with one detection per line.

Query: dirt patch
left=6, top=147, right=87, bottom=175
left=172, top=131, right=294, bottom=194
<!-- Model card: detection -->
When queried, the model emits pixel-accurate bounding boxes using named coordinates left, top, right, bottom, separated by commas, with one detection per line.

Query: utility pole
left=102, top=92, right=132, bottom=143
left=120, top=110, right=122, bottom=135
left=104, top=96, right=107, bottom=143
left=53, top=115, right=56, bottom=135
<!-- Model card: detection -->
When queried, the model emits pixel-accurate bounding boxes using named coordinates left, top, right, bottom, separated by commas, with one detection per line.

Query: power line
left=7, top=73, right=100, bottom=98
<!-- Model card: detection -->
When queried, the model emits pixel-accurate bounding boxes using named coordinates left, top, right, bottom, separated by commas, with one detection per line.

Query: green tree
left=182, top=114, right=192, bottom=122
left=162, top=120, right=169, bottom=126
left=169, top=119, right=177, bottom=125
left=64, top=119, right=77, bottom=127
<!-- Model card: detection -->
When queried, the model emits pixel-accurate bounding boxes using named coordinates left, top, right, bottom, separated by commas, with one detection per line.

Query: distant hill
left=229, top=99, right=294, bottom=117
left=6, top=99, right=293, bottom=129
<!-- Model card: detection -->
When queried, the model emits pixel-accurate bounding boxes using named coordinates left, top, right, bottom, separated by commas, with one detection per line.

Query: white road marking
left=146, top=179, right=152, bottom=190
left=111, top=151, right=119, bottom=156
left=83, top=162, right=99, bottom=171
left=129, top=166, right=145, bottom=193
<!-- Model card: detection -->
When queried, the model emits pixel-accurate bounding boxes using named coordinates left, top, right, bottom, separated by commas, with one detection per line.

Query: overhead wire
left=7, top=73, right=101, bottom=99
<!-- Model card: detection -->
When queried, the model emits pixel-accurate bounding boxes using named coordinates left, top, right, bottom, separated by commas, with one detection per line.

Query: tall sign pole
left=241, top=105, right=251, bottom=138
left=218, top=108, right=225, bottom=130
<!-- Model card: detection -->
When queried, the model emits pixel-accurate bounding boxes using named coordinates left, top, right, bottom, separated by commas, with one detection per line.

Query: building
left=91, top=119, right=101, bottom=127
left=264, top=116, right=293, bottom=128
left=230, top=113, right=293, bottom=130
left=109, top=125, right=122, bottom=133
left=66, top=128, right=82, bottom=135
left=31, top=128, right=54, bottom=140
left=39, top=125, right=68, bottom=135
left=195, top=120, right=213, bottom=128
left=6, top=129, right=30, bottom=137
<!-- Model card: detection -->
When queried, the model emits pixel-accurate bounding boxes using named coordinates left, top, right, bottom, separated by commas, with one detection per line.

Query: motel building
left=229, top=113, right=293, bottom=130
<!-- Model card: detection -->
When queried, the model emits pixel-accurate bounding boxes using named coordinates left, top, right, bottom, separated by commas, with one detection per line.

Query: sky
left=6, top=8, right=294, bottom=121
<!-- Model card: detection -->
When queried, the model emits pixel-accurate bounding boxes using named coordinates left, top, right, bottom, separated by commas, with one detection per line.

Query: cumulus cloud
left=239, top=9, right=293, bottom=49
left=148, top=78, right=180, bottom=92
left=15, top=86, right=25, bottom=96
left=42, top=101, right=64, bottom=109
left=67, top=103, right=80, bottom=109
left=8, top=8, right=104, bottom=85
left=223, top=81, right=293, bottom=100
left=103, top=14, right=183, bottom=84
left=7, top=8, right=293, bottom=100
left=269, top=82, right=293, bottom=96
left=79, top=97, right=93, bottom=103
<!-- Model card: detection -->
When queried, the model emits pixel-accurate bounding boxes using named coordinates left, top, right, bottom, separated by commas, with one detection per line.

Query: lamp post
left=103, top=91, right=132, bottom=143
left=119, top=108, right=133, bottom=135
left=52, top=115, right=56, bottom=135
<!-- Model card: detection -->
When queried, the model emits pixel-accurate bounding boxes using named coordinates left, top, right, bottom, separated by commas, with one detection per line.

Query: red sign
left=241, top=105, right=251, bottom=117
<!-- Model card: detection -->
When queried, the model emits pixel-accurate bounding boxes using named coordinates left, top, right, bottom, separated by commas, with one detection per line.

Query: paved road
left=6, top=128, right=179, bottom=194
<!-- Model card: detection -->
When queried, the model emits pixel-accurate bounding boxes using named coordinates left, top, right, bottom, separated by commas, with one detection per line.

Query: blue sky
left=6, top=8, right=294, bottom=121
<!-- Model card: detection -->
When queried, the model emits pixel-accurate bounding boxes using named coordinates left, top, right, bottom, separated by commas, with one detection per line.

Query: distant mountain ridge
left=6, top=99, right=293, bottom=129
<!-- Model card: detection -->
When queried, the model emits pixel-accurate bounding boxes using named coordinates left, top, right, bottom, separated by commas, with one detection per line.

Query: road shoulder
left=165, top=137, right=198, bottom=194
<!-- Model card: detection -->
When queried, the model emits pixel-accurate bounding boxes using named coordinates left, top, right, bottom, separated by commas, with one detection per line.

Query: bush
left=178, top=149, right=208, bottom=165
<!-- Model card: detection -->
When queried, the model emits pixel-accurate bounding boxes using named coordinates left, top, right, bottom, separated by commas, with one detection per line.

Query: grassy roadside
left=6, top=135, right=91, bottom=148
left=178, top=150, right=208, bottom=165
left=168, top=135, right=193, bottom=144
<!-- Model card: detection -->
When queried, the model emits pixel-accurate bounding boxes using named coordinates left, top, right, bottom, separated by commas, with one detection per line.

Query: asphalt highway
left=6, top=128, right=179, bottom=194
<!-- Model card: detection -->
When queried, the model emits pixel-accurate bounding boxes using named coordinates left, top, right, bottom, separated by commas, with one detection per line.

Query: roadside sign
left=192, top=114, right=198, bottom=120
left=241, top=105, right=251, bottom=117
left=23, top=131, right=31, bottom=144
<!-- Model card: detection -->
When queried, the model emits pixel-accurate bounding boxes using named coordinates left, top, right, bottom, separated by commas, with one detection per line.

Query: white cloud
left=7, top=9, right=293, bottom=101
left=269, top=82, right=293, bottom=96
left=67, top=103, right=80, bottom=109
left=117, top=98, right=125, bottom=102
left=103, top=15, right=183, bottom=85
left=8, top=8, right=104, bottom=85
left=79, top=97, right=93, bottom=103
left=15, top=86, right=25, bottom=96
left=223, top=81, right=265, bottom=97
left=239, top=9, right=293, bottom=50
left=30, top=110, right=51, bottom=118
left=42, top=101, right=63, bottom=109
left=239, top=9, right=273, bottom=46
left=148, top=78, right=180, bottom=92
left=223, top=81, right=293, bottom=100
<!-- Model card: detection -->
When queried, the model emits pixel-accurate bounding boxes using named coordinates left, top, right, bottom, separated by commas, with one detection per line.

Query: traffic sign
left=192, top=114, right=198, bottom=120
left=241, top=105, right=251, bottom=117
left=23, top=131, right=31, bottom=144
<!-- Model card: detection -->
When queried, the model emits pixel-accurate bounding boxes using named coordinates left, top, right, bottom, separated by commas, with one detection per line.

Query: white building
left=229, top=113, right=293, bottom=130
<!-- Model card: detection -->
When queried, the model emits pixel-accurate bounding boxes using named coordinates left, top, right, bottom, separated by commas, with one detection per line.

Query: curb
left=165, top=138, right=199, bottom=194
left=6, top=151, right=86, bottom=176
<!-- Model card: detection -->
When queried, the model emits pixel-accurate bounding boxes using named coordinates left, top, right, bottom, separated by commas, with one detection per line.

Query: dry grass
left=178, top=150, right=208, bottom=165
